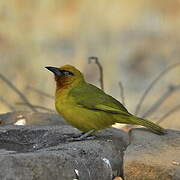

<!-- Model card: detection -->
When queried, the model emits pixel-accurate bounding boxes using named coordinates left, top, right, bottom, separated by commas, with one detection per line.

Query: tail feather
left=130, top=116, right=166, bottom=135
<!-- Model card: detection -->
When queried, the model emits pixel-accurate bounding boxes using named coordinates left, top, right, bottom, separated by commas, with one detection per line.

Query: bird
left=45, top=64, right=166, bottom=139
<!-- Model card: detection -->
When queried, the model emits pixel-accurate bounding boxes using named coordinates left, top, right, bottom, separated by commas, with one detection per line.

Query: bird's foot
left=68, top=129, right=96, bottom=141
left=71, top=132, right=86, bottom=138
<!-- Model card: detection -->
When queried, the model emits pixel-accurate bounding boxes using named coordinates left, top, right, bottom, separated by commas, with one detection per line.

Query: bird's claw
left=68, top=129, right=96, bottom=141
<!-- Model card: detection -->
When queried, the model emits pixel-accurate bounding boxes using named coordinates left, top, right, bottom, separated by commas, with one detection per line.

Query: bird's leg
left=69, top=129, right=96, bottom=141
left=78, top=129, right=96, bottom=139
left=72, top=132, right=86, bottom=138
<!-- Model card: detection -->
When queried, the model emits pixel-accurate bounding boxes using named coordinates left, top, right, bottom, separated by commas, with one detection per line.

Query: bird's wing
left=69, top=83, right=130, bottom=116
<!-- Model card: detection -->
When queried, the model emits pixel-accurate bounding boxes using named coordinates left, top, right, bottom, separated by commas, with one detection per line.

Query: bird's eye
left=64, top=71, right=70, bottom=75
left=63, top=71, right=74, bottom=76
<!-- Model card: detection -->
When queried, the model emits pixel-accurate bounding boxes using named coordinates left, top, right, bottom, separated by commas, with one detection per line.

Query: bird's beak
left=45, top=66, right=63, bottom=76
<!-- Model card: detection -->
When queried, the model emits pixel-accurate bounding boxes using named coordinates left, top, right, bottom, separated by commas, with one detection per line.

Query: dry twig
left=118, top=81, right=125, bottom=106
left=0, top=73, right=37, bottom=112
left=26, top=86, right=54, bottom=99
left=135, top=62, right=180, bottom=115
left=0, top=97, right=16, bottom=111
left=156, top=104, right=180, bottom=124
left=142, top=84, right=180, bottom=118
left=88, top=56, right=104, bottom=91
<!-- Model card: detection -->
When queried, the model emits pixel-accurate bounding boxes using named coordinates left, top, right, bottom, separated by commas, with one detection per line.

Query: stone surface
left=0, top=125, right=129, bottom=180
left=0, top=111, right=66, bottom=125
left=124, top=128, right=180, bottom=180
left=2, top=112, right=180, bottom=180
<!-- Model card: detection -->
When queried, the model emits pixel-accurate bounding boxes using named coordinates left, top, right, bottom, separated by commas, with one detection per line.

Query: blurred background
left=0, top=0, right=180, bottom=129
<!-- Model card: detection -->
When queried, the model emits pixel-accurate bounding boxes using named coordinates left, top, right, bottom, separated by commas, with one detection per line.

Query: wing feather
left=69, top=83, right=130, bottom=116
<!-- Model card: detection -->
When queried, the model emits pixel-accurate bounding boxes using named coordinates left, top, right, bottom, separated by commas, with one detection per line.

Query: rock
left=124, top=128, right=180, bottom=180
left=0, top=125, right=128, bottom=180
left=0, top=111, right=66, bottom=125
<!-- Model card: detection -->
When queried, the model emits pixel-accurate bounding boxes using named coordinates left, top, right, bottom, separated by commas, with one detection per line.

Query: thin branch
left=156, top=104, right=180, bottom=124
left=16, top=102, right=55, bottom=112
left=118, top=81, right=125, bottom=106
left=88, top=56, right=104, bottom=91
left=0, top=97, right=16, bottom=111
left=142, top=84, right=180, bottom=118
left=26, top=86, right=54, bottom=99
left=135, top=62, right=180, bottom=115
left=0, top=73, right=37, bottom=112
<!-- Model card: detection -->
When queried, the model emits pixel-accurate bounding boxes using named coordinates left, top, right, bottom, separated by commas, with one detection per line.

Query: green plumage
left=56, top=82, right=165, bottom=135
left=46, top=64, right=165, bottom=135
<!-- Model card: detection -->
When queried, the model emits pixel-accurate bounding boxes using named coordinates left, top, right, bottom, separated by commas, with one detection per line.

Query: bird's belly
left=57, top=105, right=115, bottom=132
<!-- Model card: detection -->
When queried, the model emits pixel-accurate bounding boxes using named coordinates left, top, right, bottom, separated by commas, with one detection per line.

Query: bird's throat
left=55, top=76, right=72, bottom=90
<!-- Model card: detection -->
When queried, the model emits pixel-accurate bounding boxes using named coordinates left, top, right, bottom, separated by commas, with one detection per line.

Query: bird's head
left=45, top=65, right=85, bottom=90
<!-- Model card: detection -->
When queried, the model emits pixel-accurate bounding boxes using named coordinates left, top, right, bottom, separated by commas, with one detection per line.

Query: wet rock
left=0, top=125, right=128, bottom=180
left=124, top=128, right=180, bottom=180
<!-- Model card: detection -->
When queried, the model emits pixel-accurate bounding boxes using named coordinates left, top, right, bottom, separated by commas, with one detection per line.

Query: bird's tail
left=129, top=116, right=166, bottom=135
